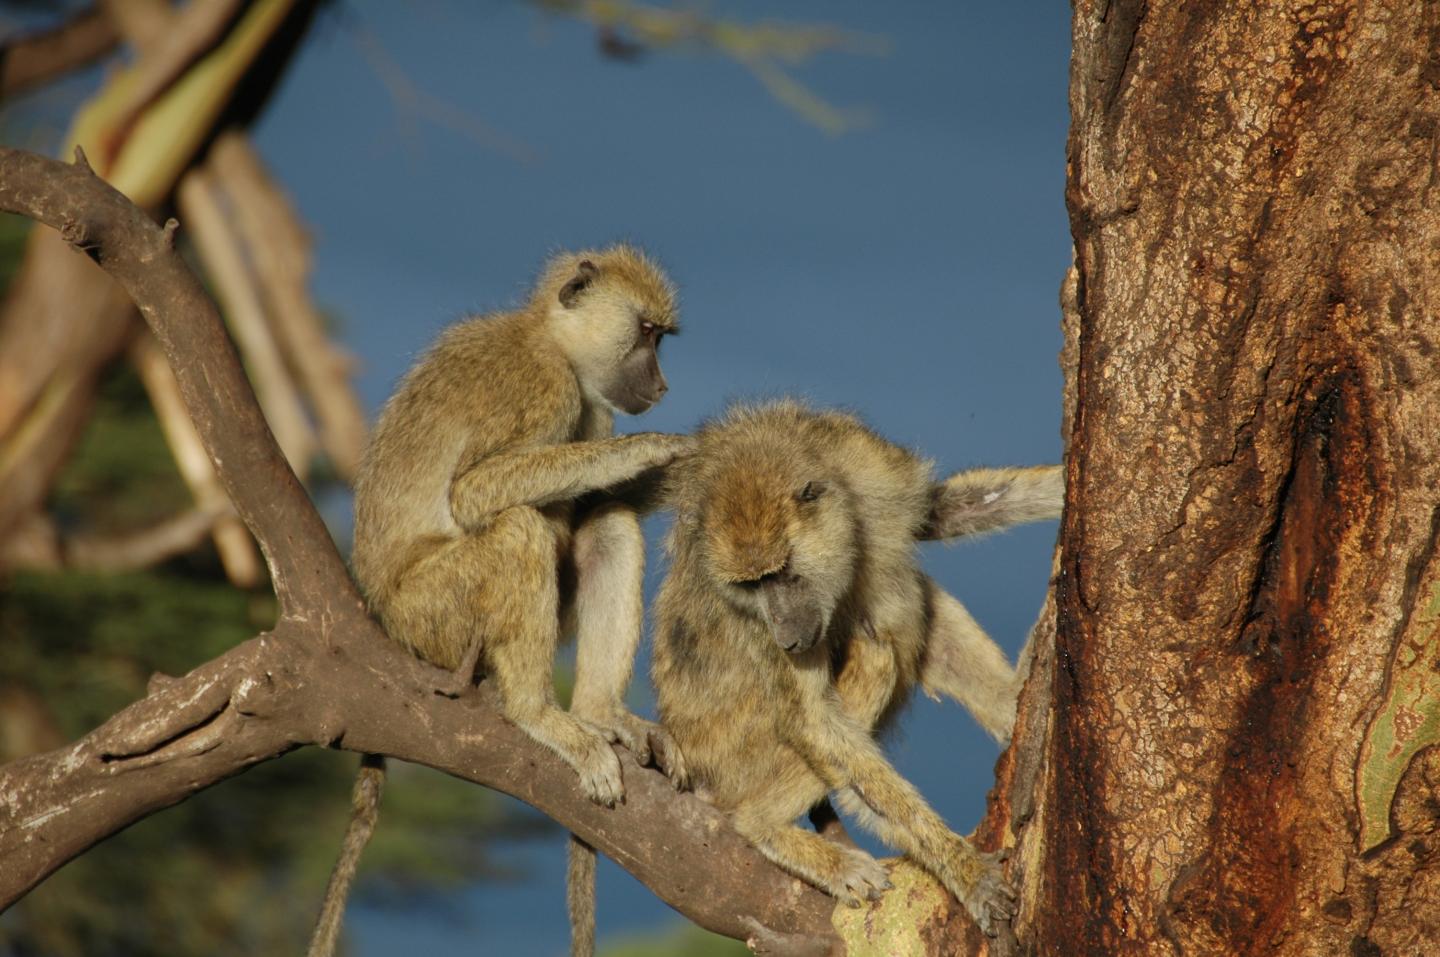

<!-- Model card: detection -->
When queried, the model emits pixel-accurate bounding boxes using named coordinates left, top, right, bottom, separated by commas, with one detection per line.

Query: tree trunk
left=989, top=2, right=1440, bottom=954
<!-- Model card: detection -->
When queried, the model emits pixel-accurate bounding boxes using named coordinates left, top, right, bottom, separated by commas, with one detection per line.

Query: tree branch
left=96, top=0, right=247, bottom=138
left=0, top=6, right=120, bottom=100
left=0, top=506, right=223, bottom=572
left=0, top=617, right=841, bottom=953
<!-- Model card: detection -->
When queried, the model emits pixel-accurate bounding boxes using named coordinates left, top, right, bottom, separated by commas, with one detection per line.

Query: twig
left=349, top=24, right=537, bottom=164
left=0, top=506, right=223, bottom=573
left=130, top=331, right=263, bottom=586
left=541, top=0, right=882, bottom=133
left=0, top=5, right=120, bottom=100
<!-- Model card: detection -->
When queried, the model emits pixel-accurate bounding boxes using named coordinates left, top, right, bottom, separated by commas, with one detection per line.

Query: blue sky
left=11, top=2, right=1073, bottom=953
left=249, top=3, right=1073, bottom=952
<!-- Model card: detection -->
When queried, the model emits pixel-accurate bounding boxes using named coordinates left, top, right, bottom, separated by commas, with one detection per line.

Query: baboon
left=652, top=400, right=1061, bottom=935
left=308, top=245, right=690, bottom=957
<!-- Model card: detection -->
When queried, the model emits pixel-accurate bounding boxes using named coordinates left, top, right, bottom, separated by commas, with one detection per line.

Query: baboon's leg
left=469, top=507, right=624, bottom=806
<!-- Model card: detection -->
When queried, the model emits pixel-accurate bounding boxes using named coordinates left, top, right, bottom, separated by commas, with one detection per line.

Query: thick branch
left=0, top=622, right=841, bottom=954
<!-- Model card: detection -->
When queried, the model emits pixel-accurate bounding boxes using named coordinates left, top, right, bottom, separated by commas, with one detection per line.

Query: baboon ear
left=559, top=259, right=599, bottom=309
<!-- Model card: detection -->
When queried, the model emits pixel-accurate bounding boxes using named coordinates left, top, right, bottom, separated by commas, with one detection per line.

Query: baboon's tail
left=920, top=464, right=1064, bottom=541
left=567, top=834, right=598, bottom=957
left=307, top=753, right=386, bottom=957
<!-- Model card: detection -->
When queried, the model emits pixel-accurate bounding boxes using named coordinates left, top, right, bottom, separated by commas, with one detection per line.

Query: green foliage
left=0, top=214, right=29, bottom=290
left=598, top=923, right=750, bottom=957
left=49, top=367, right=192, bottom=535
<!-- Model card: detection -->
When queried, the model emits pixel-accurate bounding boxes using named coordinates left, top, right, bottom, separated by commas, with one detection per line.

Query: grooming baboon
left=308, top=245, right=689, bottom=957
left=651, top=400, right=1061, bottom=935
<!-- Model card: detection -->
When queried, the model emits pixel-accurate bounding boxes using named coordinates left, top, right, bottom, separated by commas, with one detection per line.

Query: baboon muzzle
left=758, top=574, right=825, bottom=654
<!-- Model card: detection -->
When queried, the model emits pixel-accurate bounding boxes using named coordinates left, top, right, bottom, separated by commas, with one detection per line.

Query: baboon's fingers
left=648, top=725, right=691, bottom=790
left=577, top=745, right=624, bottom=807
left=835, top=847, right=889, bottom=907
left=611, top=713, right=655, bottom=766
left=962, top=856, right=1019, bottom=937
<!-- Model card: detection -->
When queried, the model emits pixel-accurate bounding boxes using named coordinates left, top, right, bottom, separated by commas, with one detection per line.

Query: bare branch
left=0, top=6, right=120, bottom=100
left=96, top=0, right=247, bottom=136
left=0, top=506, right=222, bottom=573
left=176, top=164, right=318, bottom=476
left=0, top=232, right=134, bottom=535
left=130, top=330, right=263, bottom=585
left=97, top=0, right=171, bottom=53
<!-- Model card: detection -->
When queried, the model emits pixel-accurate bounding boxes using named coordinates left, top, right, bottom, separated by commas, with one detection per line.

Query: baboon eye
left=639, top=319, right=656, bottom=337
left=797, top=481, right=826, bottom=503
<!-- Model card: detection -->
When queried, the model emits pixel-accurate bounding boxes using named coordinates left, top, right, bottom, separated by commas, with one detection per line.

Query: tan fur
left=652, top=401, right=1060, bottom=935
left=309, top=246, right=688, bottom=957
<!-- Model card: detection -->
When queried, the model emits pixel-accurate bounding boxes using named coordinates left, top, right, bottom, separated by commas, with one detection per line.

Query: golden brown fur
left=310, top=246, right=688, bottom=957
left=652, top=400, right=1061, bottom=935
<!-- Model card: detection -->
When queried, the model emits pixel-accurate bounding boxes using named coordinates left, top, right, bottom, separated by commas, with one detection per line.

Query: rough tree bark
left=980, top=2, right=1440, bottom=955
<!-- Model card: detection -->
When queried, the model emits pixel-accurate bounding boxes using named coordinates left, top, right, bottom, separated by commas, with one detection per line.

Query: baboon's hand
left=961, top=849, right=1018, bottom=937
left=590, top=710, right=658, bottom=765
left=584, top=711, right=690, bottom=790
left=827, top=848, right=891, bottom=908
left=637, top=432, right=697, bottom=467
left=646, top=723, right=690, bottom=791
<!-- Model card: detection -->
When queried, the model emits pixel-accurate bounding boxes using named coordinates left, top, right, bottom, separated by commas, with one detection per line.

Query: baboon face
left=554, top=258, right=675, bottom=415
left=698, top=454, right=859, bottom=654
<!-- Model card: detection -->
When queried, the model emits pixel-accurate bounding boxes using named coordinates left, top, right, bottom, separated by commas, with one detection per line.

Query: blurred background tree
left=0, top=5, right=542, bottom=951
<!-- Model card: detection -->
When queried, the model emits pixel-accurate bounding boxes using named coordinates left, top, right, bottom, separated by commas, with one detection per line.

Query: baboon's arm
left=918, top=579, right=1019, bottom=744
left=449, top=433, right=691, bottom=529
left=920, top=464, right=1063, bottom=541
left=793, top=706, right=941, bottom=831
left=794, top=704, right=1014, bottom=928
